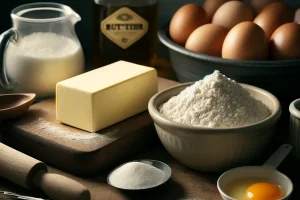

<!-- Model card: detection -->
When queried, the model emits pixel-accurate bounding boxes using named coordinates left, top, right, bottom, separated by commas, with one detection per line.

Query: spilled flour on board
left=32, top=118, right=120, bottom=151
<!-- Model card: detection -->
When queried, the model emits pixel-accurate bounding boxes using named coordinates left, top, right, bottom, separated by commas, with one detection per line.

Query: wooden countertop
left=1, top=61, right=300, bottom=200
left=0, top=141, right=299, bottom=200
left=0, top=142, right=222, bottom=200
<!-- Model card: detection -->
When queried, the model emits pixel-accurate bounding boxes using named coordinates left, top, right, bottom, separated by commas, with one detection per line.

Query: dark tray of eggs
left=158, top=0, right=300, bottom=97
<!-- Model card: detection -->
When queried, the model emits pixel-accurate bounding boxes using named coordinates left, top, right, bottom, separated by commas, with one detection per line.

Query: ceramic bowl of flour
left=148, top=82, right=281, bottom=173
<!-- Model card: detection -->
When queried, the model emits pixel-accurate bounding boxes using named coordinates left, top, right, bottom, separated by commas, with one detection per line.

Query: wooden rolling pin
left=0, top=143, right=90, bottom=200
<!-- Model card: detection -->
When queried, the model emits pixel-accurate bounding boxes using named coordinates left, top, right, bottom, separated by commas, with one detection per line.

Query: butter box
left=56, top=60, right=157, bottom=132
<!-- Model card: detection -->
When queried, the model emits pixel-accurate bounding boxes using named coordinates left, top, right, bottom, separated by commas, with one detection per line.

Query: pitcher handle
left=0, top=28, right=17, bottom=89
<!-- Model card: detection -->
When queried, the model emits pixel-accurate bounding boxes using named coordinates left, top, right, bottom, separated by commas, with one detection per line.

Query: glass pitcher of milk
left=0, top=2, right=85, bottom=99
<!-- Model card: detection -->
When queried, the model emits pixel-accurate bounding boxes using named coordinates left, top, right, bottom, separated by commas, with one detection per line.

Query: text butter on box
left=56, top=61, right=158, bottom=132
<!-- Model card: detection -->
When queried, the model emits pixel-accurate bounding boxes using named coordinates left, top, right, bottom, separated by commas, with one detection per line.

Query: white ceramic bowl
left=289, top=98, right=300, bottom=159
left=148, top=83, right=281, bottom=172
left=217, top=166, right=293, bottom=200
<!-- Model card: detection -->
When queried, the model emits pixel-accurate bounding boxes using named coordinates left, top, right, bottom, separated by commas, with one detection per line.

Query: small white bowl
left=217, top=166, right=293, bottom=200
left=289, top=98, right=300, bottom=159
left=217, top=144, right=293, bottom=200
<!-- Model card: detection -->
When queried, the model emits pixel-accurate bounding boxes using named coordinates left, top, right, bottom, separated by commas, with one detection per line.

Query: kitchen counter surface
left=0, top=140, right=299, bottom=200
left=1, top=61, right=299, bottom=200
left=0, top=142, right=221, bottom=200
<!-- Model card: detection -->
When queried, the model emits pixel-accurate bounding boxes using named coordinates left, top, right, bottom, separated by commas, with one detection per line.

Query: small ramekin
left=289, top=99, right=300, bottom=159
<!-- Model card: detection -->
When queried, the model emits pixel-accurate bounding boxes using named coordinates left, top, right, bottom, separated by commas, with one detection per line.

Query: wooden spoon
left=0, top=93, right=36, bottom=120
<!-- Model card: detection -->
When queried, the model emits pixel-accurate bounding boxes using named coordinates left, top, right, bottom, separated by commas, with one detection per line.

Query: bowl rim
left=289, top=98, right=300, bottom=119
left=148, top=82, right=281, bottom=133
left=158, top=21, right=300, bottom=67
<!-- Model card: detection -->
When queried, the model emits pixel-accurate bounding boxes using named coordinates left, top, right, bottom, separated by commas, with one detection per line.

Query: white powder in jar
left=108, top=162, right=166, bottom=189
left=159, top=70, right=271, bottom=128
left=5, top=32, right=84, bottom=98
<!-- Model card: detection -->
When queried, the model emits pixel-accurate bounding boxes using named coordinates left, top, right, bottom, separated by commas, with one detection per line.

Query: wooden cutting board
left=1, top=78, right=179, bottom=176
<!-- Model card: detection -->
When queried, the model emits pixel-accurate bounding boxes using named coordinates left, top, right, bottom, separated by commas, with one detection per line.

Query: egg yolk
left=245, top=182, right=283, bottom=200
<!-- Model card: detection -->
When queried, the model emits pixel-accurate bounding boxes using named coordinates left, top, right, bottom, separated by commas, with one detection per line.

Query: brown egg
left=169, top=4, right=208, bottom=46
left=203, top=0, right=239, bottom=21
left=222, top=22, right=268, bottom=60
left=248, top=0, right=278, bottom=14
left=254, top=2, right=294, bottom=40
left=270, top=23, right=300, bottom=60
left=185, top=24, right=228, bottom=57
left=212, top=1, right=253, bottom=29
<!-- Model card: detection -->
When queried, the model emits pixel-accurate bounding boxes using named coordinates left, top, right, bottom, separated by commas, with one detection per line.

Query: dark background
left=1, top=0, right=299, bottom=64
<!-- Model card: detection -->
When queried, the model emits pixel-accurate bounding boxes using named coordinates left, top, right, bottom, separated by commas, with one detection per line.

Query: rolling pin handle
left=0, top=143, right=47, bottom=189
left=33, top=170, right=91, bottom=200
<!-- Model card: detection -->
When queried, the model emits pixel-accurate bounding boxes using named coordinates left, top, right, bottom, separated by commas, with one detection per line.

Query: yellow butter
left=56, top=60, right=158, bottom=132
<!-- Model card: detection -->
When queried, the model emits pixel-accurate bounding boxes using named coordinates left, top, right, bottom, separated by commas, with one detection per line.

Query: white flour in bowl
left=5, top=32, right=84, bottom=97
left=159, top=70, right=270, bottom=128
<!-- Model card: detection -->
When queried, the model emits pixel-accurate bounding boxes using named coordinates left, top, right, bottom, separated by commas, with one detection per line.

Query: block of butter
left=56, top=61, right=157, bottom=132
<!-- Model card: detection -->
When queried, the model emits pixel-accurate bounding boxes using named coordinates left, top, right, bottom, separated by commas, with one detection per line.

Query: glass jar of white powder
left=0, top=3, right=85, bottom=99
